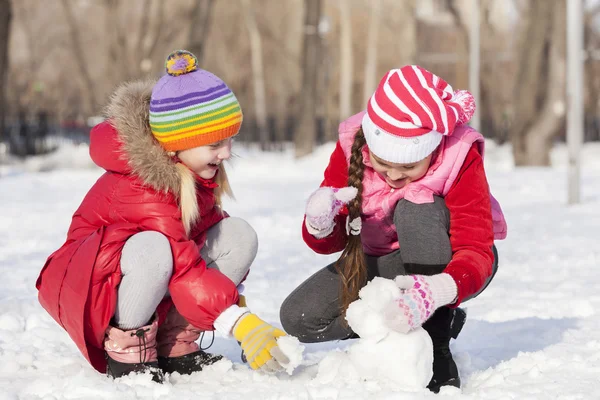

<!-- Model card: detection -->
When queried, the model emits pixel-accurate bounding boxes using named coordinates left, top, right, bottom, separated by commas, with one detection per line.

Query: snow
left=275, top=335, right=305, bottom=375
left=1, top=140, right=600, bottom=399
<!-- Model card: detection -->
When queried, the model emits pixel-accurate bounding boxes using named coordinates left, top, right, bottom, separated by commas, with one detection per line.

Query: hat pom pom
left=452, top=90, right=476, bottom=125
left=165, top=50, right=198, bottom=76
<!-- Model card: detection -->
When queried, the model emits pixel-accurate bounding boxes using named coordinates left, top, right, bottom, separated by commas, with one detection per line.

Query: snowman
left=316, top=277, right=434, bottom=390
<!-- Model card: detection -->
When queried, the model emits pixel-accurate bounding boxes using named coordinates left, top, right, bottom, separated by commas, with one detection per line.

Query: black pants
left=280, top=196, right=499, bottom=342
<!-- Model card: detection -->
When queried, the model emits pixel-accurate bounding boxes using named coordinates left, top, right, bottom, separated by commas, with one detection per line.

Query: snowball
left=345, top=277, right=402, bottom=341
left=276, top=335, right=305, bottom=375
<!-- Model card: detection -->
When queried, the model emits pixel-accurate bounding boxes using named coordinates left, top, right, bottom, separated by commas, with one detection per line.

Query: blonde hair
left=177, top=162, right=233, bottom=236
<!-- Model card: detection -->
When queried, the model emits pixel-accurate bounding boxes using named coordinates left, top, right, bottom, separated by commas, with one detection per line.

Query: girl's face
left=177, top=137, right=233, bottom=179
left=369, top=151, right=433, bottom=189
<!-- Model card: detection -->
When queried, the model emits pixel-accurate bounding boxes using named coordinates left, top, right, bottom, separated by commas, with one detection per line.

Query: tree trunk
left=584, top=7, right=600, bottom=142
left=338, top=0, right=352, bottom=120
left=520, top=1, right=566, bottom=165
left=0, top=0, right=11, bottom=143
left=60, top=0, right=99, bottom=115
left=240, top=0, right=268, bottom=149
left=143, top=0, right=166, bottom=63
left=445, top=0, right=469, bottom=89
left=479, top=0, right=509, bottom=142
left=294, top=0, right=322, bottom=158
left=317, top=21, right=331, bottom=144
left=104, top=0, right=132, bottom=87
left=511, top=0, right=565, bottom=166
left=188, top=0, right=215, bottom=65
left=362, top=0, right=380, bottom=104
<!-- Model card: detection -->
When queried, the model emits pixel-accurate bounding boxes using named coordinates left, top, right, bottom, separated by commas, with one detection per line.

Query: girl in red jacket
left=280, top=66, right=507, bottom=392
left=36, top=51, right=289, bottom=382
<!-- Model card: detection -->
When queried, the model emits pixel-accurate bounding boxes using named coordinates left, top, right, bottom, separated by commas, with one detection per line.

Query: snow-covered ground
left=1, top=141, right=599, bottom=399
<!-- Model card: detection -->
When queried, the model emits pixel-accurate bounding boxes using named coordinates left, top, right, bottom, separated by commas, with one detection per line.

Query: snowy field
left=1, top=141, right=600, bottom=399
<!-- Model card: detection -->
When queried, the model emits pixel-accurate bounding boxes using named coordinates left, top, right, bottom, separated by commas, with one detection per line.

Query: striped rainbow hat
left=149, top=50, right=243, bottom=151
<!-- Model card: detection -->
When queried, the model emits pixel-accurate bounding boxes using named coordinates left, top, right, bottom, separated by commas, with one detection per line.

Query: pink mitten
left=384, top=274, right=458, bottom=334
left=305, top=187, right=358, bottom=238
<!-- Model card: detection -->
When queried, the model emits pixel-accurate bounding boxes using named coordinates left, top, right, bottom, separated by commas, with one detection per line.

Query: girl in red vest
left=36, top=51, right=289, bottom=382
left=280, top=65, right=507, bottom=392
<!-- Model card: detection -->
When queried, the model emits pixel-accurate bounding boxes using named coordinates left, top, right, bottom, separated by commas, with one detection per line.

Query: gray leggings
left=280, top=196, right=498, bottom=343
left=114, top=217, right=258, bottom=330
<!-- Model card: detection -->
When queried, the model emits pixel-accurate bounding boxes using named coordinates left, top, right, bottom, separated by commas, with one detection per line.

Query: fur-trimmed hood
left=90, top=79, right=184, bottom=197
left=90, top=79, right=207, bottom=234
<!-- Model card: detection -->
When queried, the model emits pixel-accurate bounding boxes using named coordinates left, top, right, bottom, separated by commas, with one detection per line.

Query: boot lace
left=131, top=328, right=151, bottom=364
left=199, top=331, right=215, bottom=351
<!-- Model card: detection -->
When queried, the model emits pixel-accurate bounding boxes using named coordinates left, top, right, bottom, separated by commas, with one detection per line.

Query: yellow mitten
left=233, top=313, right=289, bottom=373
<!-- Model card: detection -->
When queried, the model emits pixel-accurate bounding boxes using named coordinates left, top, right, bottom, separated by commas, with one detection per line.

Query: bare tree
left=188, top=0, right=216, bottom=65
left=295, top=0, right=322, bottom=157
left=445, top=0, right=469, bottom=88
left=0, top=0, right=11, bottom=142
left=142, top=0, right=167, bottom=63
left=104, top=0, right=131, bottom=86
left=105, top=0, right=187, bottom=88
left=363, top=0, right=381, bottom=104
left=252, top=1, right=303, bottom=148
left=444, top=0, right=511, bottom=142
left=240, top=0, right=268, bottom=149
left=511, top=0, right=566, bottom=166
left=584, top=3, right=600, bottom=141
left=338, top=0, right=352, bottom=120
left=60, top=0, right=99, bottom=115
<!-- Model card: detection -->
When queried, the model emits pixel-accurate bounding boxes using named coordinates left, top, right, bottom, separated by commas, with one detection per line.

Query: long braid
left=335, top=128, right=367, bottom=315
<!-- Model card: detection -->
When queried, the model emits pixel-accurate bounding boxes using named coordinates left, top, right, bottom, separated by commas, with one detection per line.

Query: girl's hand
left=233, top=313, right=289, bottom=373
left=384, top=274, right=457, bottom=333
left=305, top=187, right=357, bottom=238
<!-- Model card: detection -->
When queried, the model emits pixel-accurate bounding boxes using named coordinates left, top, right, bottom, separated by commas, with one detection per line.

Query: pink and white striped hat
left=362, top=65, right=476, bottom=164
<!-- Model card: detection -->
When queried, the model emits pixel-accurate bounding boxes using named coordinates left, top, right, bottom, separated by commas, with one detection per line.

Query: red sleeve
left=302, top=141, right=350, bottom=254
left=444, top=145, right=495, bottom=306
left=139, top=203, right=238, bottom=331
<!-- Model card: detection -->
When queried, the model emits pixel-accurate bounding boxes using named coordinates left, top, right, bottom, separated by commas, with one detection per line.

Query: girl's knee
left=279, top=294, right=316, bottom=340
left=221, top=218, right=258, bottom=268
left=225, top=217, right=258, bottom=251
left=394, top=196, right=450, bottom=229
left=121, top=231, right=173, bottom=278
left=203, top=218, right=257, bottom=285
left=394, top=197, right=452, bottom=265
left=279, top=297, right=302, bottom=337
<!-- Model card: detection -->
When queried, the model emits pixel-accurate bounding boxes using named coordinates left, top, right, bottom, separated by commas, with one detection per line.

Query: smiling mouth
left=208, top=162, right=221, bottom=168
left=387, top=177, right=407, bottom=188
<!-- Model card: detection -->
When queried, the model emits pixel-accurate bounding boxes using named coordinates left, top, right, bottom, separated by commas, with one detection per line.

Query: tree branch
left=187, top=0, right=216, bottom=65
left=445, top=0, right=469, bottom=45
left=135, top=0, right=152, bottom=58
left=145, top=0, right=165, bottom=60
left=60, top=0, right=98, bottom=114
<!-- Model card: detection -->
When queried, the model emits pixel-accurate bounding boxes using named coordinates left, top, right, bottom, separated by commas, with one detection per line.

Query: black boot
left=106, top=356, right=165, bottom=383
left=158, top=350, right=223, bottom=375
left=423, top=307, right=466, bottom=393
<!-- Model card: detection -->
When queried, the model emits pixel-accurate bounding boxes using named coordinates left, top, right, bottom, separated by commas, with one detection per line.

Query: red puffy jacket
left=36, top=81, right=238, bottom=372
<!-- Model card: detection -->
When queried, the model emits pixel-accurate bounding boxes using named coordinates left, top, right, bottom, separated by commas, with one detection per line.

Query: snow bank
left=1, top=140, right=600, bottom=398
